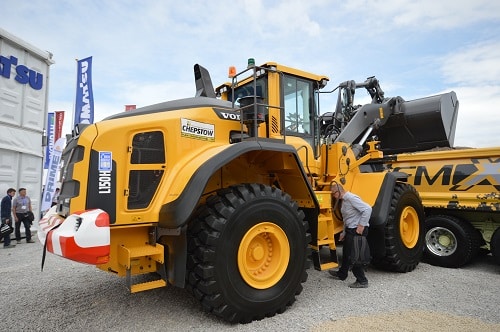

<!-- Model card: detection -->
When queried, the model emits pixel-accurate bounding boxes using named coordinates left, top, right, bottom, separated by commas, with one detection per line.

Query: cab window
left=283, top=76, right=313, bottom=135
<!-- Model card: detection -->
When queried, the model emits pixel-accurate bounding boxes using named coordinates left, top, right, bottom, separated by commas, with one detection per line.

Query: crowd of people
left=1, top=187, right=37, bottom=248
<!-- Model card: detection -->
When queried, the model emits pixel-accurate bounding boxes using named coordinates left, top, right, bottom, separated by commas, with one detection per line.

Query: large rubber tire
left=423, top=215, right=482, bottom=268
left=186, top=184, right=310, bottom=323
left=490, top=227, right=500, bottom=265
left=372, top=183, right=425, bottom=272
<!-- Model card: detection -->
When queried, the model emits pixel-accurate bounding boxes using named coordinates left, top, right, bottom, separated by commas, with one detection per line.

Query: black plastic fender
left=368, top=171, right=409, bottom=257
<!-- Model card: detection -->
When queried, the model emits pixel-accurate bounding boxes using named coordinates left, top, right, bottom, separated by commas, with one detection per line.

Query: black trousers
left=337, top=227, right=368, bottom=284
left=15, top=213, right=32, bottom=242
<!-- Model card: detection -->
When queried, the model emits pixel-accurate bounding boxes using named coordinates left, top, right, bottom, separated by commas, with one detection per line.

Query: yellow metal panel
left=349, top=172, right=387, bottom=207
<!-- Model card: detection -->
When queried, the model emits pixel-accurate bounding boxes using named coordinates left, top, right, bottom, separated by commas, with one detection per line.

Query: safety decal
left=181, top=118, right=215, bottom=141
left=99, top=151, right=112, bottom=171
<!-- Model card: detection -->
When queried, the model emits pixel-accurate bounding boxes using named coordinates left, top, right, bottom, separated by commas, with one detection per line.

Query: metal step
left=117, top=243, right=167, bottom=293
left=311, top=248, right=339, bottom=271
left=118, top=244, right=164, bottom=269
left=130, top=279, right=167, bottom=293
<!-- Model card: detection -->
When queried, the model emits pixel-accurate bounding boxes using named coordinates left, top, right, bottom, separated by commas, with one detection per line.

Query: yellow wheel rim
left=238, top=222, right=290, bottom=289
left=399, top=206, right=419, bottom=248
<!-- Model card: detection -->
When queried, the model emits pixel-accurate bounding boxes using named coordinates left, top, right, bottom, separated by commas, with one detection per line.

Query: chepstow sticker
left=181, top=118, right=215, bottom=141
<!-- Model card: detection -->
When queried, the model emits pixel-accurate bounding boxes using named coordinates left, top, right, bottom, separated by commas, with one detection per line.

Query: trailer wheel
left=423, top=215, right=481, bottom=268
left=186, top=184, right=310, bottom=324
left=490, top=227, right=500, bottom=265
left=372, top=183, right=425, bottom=272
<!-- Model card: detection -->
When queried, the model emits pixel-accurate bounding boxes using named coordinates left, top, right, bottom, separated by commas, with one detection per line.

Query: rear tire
left=186, top=184, right=310, bottom=323
left=371, top=183, right=425, bottom=272
left=491, top=227, right=500, bottom=265
left=423, top=215, right=481, bottom=268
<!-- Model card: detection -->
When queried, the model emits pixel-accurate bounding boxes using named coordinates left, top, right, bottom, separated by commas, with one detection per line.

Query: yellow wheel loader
left=39, top=60, right=460, bottom=323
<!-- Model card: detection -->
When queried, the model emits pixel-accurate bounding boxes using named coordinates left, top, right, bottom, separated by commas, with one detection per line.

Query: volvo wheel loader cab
left=39, top=60, right=427, bottom=323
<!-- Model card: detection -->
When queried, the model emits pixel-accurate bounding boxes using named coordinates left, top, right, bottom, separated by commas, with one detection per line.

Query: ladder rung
left=130, top=279, right=167, bottom=293
left=127, top=245, right=163, bottom=258
left=319, top=262, right=338, bottom=270
left=317, top=239, right=335, bottom=246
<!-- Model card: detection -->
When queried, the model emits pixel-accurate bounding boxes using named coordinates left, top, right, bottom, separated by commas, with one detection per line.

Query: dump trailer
left=375, top=148, right=500, bottom=267
left=320, top=77, right=500, bottom=267
left=39, top=60, right=441, bottom=323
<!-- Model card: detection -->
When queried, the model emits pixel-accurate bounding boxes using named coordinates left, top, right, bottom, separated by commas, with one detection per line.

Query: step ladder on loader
left=310, top=191, right=341, bottom=271
left=117, top=243, right=167, bottom=293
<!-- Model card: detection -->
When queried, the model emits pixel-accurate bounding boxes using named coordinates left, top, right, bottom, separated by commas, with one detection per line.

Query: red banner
left=54, top=111, right=65, bottom=141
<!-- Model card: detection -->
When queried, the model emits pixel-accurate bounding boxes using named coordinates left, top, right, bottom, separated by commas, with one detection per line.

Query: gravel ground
left=1, top=233, right=499, bottom=332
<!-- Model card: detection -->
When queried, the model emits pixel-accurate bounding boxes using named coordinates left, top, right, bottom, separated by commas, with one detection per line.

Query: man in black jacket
left=1, top=188, right=16, bottom=248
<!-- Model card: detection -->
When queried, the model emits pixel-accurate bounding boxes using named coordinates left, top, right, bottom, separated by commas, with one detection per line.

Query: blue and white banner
left=41, top=137, right=66, bottom=212
left=73, top=56, right=94, bottom=127
left=44, top=112, right=55, bottom=169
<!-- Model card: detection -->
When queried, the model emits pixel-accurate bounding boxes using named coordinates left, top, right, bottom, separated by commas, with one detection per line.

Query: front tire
left=423, top=215, right=481, bottom=268
left=186, top=184, right=310, bottom=323
left=372, top=183, right=425, bottom=272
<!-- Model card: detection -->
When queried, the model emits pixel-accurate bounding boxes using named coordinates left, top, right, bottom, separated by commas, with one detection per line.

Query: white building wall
left=0, top=28, right=54, bottom=221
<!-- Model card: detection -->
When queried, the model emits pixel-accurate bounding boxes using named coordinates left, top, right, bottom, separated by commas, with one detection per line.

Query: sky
left=2, top=0, right=500, bottom=148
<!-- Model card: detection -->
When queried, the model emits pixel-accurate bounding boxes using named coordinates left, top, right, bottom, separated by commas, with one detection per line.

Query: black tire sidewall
left=424, top=215, right=477, bottom=267
left=213, top=186, right=307, bottom=314
left=391, top=187, right=425, bottom=264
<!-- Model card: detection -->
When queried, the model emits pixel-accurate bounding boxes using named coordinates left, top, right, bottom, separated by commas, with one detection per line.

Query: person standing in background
left=1, top=188, right=16, bottom=248
left=12, top=188, right=34, bottom=244
left=51, top=187, right=60, bottom=207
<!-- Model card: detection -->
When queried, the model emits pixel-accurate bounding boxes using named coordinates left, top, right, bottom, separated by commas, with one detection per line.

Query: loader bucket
left=376, top=91, right=459, bottom=154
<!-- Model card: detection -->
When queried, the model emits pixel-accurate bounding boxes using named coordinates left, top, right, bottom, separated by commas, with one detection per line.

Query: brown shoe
left=27, top=239, right=35, bottom=243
